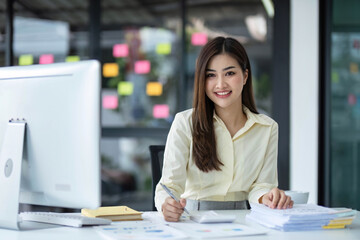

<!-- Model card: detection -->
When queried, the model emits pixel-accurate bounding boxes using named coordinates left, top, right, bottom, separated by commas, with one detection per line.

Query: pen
left=160, top=183, right=190, bottom=215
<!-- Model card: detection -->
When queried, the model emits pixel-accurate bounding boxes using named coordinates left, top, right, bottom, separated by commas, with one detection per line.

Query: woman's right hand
left=161, top=197, right=187, bottom=222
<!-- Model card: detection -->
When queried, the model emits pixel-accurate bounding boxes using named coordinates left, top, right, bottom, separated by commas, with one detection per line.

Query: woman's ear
left=243, top=69, right=249, bottom=85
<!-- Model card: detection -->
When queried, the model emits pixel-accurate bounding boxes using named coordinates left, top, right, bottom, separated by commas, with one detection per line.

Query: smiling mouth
left=215, top=91, right=232, bottom=97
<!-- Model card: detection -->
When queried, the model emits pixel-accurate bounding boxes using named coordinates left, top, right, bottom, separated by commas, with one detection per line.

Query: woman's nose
left=215, top=76, right=226, bottom=88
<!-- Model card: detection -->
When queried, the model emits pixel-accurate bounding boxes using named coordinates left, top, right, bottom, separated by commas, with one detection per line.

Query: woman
left=155, top=36, right=293, bottom=222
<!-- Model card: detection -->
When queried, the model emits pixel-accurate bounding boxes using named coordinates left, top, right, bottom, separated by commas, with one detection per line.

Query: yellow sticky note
left=322, top=225, right=345, bottom=229
left=66, top=56, right=80, bottom=62
left=19, top=54, right=33, bottom=66
left=156, top=43, right=171, bottom=55
left=103, top=63, right=119, bottom=77
left=146, top=82, right=163, bottom=96
left=350, top=62, right=359, bottom=73
left=118, top=82, right=133, bottom=96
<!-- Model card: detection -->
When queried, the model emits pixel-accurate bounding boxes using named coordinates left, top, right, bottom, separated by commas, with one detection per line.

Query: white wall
left=290, top=0, right=319, bottom=204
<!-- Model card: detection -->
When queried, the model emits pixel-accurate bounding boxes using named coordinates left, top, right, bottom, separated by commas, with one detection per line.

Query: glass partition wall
left=329, top=3, right=360, bottom=209
left=99, top=1, right=182, bottom=210
left=320, top=0, right=360, bottom=210
left=2, top=0, right=275, bottom=211
left=186, top=1, right=273, bottom=113
left=330, top=32, right=360, bottom=209
left=10, top=1, right=89, bottom=66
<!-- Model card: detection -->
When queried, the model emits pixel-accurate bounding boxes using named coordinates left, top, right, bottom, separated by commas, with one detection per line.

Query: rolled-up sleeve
left=154, top=112, right=191, bottom=212
left=248, top=122, right=279, bottom=203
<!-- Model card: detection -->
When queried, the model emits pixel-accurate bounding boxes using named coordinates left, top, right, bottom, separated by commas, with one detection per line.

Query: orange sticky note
left=191, top=33, right=208, bottom=46
left=146, top=82, right=163, bottom=96
left=103, top=63, right=119, bottom=77
left=113, top=44, right=129, bottom=58
left=19, top=54, right=33, bottom=66
left=118, top=82, right=133, bottom=96
left=350, top=63, right=359, bottom=73
left=103, top=95, right=118, bottom=109
left=153, top=104, right=169, bottom=119
left=134, top=60, right=151, bottom=74
left=39, top=54, right=54, bottom=64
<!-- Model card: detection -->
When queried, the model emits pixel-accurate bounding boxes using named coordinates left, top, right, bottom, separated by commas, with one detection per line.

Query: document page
left=94, top=221, right=187, bottom=240
left=168, top=222, right=267, bottom=239
left=96, top=211, right=267, bottom=239
left=250, top=203, right=338, bottom=219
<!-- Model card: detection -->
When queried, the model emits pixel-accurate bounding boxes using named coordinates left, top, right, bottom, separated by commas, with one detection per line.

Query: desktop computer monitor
left=0, top=60, right=101, bottom=226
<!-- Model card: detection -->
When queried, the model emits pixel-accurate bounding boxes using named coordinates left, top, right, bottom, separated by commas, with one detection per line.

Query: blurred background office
left=0, top=0, right=359, bottom=211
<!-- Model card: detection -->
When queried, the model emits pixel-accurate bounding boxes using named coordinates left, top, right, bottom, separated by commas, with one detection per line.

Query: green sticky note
left=66, top=56, right=80, bottom=62
left=331, top=71, right=339, bottom=83
left=19, top=54, right=33, bottom=66
left=117, top=82, right=133, bottom=96
left=156, top=43, right=171, bottom=55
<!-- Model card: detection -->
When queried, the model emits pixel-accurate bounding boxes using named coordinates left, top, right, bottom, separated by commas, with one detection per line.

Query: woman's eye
left=225, top=71, right=235, bottom=76
left=206, top=73, right=215, bottom=78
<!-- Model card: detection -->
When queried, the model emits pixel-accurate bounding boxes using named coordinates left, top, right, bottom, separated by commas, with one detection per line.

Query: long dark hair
left=192, top=36, right=258, bottom=172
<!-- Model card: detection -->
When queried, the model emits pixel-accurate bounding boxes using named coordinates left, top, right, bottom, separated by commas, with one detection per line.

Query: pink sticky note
left=348, top=94, right=357, bottom=105
left=191, top=33, right=208, bottom=46
left=353, top=40, right=360, bottom=49
left=39, top=54, right=54, bottom=64
left=103, top=95, right=118, bottom=109
left=134, top=60, right=151, bottom=74
left=113, top=44, right=129, bottom=58
left=153, top=104, right=169, bottom=119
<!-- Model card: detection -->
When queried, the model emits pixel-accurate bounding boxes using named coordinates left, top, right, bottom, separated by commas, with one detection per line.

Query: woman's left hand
left=260, top=188, right=293, bottom=209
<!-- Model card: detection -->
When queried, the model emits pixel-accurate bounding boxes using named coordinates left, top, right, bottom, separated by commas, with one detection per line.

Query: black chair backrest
left=149, top=145, right=165, bottom=211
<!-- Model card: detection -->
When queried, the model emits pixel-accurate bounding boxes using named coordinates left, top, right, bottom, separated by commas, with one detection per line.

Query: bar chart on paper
left=94, top=222, right=187, bottom=240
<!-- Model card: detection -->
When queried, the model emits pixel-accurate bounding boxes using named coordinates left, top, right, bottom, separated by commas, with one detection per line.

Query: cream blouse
left=154, top=106, right=279, bottom=211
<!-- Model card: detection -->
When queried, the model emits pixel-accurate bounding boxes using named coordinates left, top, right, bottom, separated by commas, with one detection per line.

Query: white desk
left=1, top=210, right=359, bottom=240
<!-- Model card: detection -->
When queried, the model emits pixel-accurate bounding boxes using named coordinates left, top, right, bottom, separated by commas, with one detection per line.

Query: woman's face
left=205, top=53, right=248, bottom=112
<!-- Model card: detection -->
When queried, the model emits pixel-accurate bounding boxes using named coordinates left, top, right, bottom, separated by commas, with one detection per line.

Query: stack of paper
left=246, top=203, right=357, bottom=231
left=322, top=208, right=357, bottom=229
left=81, top=206, right=142, bottom=221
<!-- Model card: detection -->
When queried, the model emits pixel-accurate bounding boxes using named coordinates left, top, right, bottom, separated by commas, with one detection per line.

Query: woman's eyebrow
left=222, top=66, right=236, bottom=71
left=205, top=66, right=236, bottom=72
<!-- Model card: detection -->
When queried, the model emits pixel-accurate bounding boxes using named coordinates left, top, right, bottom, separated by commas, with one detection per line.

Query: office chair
left=149, top=145, right=165, bottom=211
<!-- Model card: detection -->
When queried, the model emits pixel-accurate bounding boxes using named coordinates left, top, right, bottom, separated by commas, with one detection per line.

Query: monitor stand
left=0, top=120, right=26, bottom=230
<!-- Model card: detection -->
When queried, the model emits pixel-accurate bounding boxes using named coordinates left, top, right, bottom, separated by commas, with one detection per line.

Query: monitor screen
left=0, top=60, right=101, bottom=210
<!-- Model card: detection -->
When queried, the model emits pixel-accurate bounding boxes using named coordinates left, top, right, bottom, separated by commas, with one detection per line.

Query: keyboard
left=20, top=212, right=112, bottom=228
